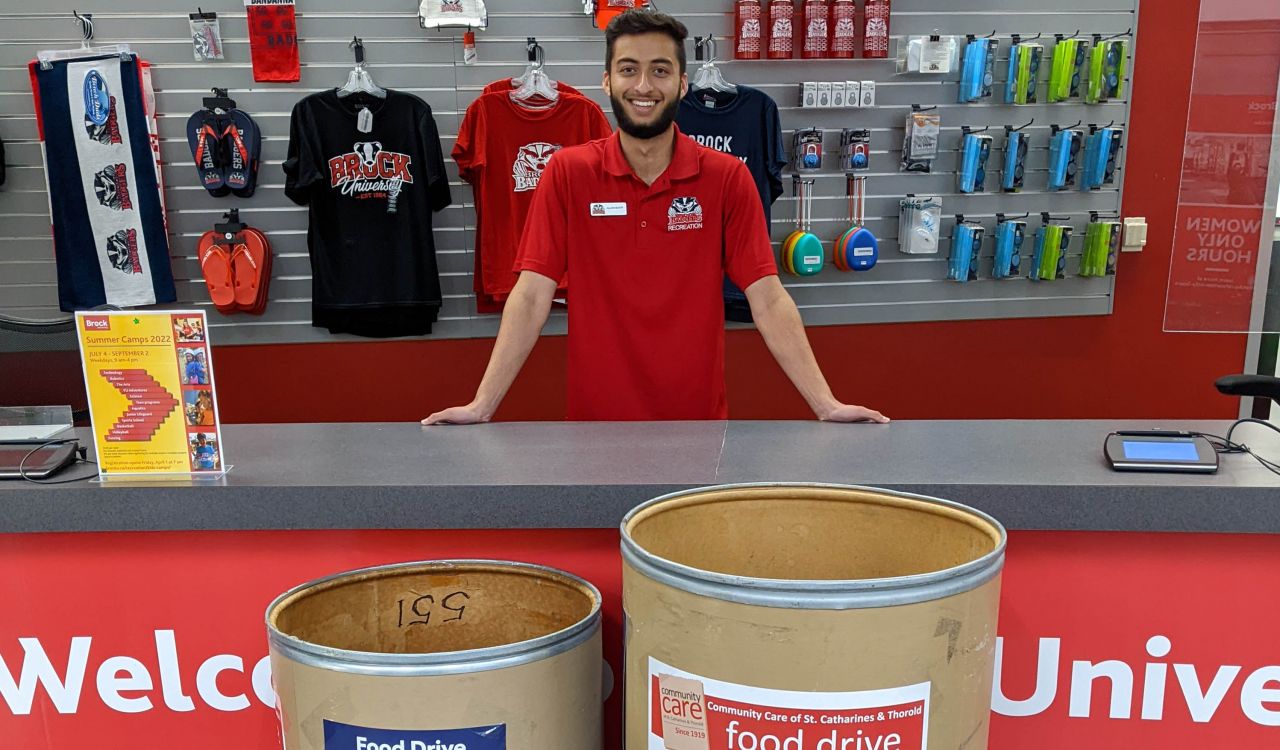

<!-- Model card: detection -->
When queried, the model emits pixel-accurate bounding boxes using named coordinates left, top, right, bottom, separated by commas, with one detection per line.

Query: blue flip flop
left=186, top=109, right=229, bottom=196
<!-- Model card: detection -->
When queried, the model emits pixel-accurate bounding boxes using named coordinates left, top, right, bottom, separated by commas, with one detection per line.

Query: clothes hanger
left=37, top=12, right=134, bottom=70
left=510, top=38, right=559, bottom=110
left=336, top=37, right=387, bottom=99
left=690, top=36, right=737, bottom=94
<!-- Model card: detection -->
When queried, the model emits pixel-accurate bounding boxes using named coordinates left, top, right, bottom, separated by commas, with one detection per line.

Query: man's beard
left=610, top=92, right=680, bottom=140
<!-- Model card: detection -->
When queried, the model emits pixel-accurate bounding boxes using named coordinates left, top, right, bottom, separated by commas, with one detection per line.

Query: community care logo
left=667, top=196, right=703, bottom=231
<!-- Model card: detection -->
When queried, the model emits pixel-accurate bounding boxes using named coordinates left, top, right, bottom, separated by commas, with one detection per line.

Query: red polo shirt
left=515, top=127, right=778, bottom=421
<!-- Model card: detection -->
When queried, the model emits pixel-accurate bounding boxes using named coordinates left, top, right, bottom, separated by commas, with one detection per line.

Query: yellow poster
left=75, top=311, right=226, bottom=476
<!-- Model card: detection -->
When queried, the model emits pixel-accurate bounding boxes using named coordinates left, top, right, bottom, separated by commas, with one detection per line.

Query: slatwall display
left=0, top=0, right=1137, bottom=344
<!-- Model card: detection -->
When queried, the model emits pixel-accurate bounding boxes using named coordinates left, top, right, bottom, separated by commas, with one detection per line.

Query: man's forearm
left=470, top=283, right=554, bottom=418
left=750, top=284, right=840, bottom=419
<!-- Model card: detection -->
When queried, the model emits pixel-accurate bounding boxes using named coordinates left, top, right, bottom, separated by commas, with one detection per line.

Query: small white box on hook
left=846, top=81, right=861, bottom=107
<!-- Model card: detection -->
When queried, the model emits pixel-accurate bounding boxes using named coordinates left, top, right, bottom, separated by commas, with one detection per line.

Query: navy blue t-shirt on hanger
left=677, top=85, right=786, bottom=323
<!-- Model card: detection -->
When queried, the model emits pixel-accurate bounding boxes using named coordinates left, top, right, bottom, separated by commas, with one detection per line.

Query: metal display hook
left=73, top=10, right=93, bottom=48
left=526, top=37, right=545, bottom=68
left=694, top=34, right=720, bottom=63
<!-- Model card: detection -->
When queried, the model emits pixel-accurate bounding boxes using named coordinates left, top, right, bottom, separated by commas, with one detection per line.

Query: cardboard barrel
left=267, top=560, right=602, bottom=750
left=621, top=484, right=1005, bottom=750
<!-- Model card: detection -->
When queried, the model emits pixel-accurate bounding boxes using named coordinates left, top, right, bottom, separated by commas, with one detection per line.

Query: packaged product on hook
left=1048, top=127, right=1082, bottom=190
left=949, top=221, right=984, bottom=282
left=1002, top=129, right=1029, bottom=193
left=1081, top=126, right=1123, bottom=190
left=840, top=128, right=870, bottom=172
left=958, top=36, right=995, bottom=102
left=899, top=195, right=942, bottom=254
left=902, top=34, right=958, bottom=73
left=958, top=132, right=992, bottom=193
left=901, top=110, right=940, bottom=173
left=793, top=128, right=824, bottom=172
left=1030, top=222, right=1071, bottom=281
left=189, top=10, right=224, bottom=61
left=1080, top=219, right=1121, bottom=277
left=992, top=218, right=1026, bottom=278
left=1048, top=36, right=1087, bottom=102
left=1005, top=41, right=1042, bottom=104
left=1086, top=39, right=1128, bottom=103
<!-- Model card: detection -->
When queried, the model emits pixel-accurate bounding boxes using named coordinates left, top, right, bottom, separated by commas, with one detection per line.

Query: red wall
left=6, top=0, right=1248, bottom=424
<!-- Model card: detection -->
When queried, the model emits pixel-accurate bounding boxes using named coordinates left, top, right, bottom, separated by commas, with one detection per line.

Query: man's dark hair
left=605, top=10, right=688, bottom=75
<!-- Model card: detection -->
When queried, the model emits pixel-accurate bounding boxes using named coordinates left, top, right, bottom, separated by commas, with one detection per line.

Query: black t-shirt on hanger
left=677, top=85, right=786, bottom=322
left=284, top=89, right=451, bottom=338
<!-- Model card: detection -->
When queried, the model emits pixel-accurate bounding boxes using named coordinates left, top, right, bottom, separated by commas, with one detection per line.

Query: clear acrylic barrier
left=1165, top=0, right=1280, bottom=333
left=0, top=406, right=74, bottom=442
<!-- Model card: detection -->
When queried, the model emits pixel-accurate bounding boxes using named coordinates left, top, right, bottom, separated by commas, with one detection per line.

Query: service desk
left=4, top=419, right=1279, bottom=532
left=1, top=420, right=1278, bottom=749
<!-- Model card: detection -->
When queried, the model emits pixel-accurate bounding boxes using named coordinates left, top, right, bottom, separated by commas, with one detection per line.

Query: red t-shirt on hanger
left=454, top=91, right=611, bottom=311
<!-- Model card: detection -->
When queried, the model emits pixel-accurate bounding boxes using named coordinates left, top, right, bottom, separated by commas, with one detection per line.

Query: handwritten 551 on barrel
left=266, top=560, right=602, bottom=750
left=621, top=483, right=1006, bottom=750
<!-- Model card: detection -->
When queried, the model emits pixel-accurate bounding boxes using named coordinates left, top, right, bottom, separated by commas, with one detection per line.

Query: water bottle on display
left=801, top=0, right=830, bottom=59
left=828, top=0, right=857, bottom=59
left=734, top=0, right=763, bottom=60
left=862, top=0, right=890, bottom=59
left=767, top=0, right=795, bottom=59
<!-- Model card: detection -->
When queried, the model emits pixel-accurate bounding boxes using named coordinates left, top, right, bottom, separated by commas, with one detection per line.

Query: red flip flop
left=225, top=227, right=272, bottom=314
left=229, top=243, right=260, bottom=309
left=197, top=231, right=236, bottom=311
left=239, top=227, right=272, bottom=314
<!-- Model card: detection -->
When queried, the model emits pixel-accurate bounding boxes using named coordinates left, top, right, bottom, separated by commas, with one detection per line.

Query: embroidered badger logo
left=667, top=196, right=703, bottom=231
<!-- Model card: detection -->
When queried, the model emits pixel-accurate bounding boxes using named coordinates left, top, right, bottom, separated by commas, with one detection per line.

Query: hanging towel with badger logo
left=29, top=54, right=175, bottom=311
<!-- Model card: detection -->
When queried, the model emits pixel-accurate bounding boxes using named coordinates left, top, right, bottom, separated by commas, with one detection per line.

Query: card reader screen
left=1122, top=440, right=1200, bottom=461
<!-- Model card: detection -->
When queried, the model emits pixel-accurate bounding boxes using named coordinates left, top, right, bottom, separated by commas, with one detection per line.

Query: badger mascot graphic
left=512, top=142, right=561, bottom=192
left=667, top=196, right=704, bottom=231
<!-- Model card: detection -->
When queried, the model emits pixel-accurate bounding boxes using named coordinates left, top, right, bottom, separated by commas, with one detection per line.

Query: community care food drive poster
left=75, top=311, right=225, bottom=476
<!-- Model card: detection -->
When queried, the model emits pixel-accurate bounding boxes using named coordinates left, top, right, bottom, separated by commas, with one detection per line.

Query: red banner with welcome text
left=2, top=530, right=1280, bottom=749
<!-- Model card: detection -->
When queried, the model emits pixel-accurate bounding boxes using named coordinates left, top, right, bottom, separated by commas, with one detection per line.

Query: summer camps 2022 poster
left=75, top=311, right=226, bottom=477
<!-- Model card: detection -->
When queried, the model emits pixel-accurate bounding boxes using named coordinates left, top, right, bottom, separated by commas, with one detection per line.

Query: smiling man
left=424, top=11, right=887, bottom=424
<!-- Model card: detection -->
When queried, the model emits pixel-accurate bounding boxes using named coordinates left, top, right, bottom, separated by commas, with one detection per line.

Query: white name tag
left=588, top=202, right=627, bottom=217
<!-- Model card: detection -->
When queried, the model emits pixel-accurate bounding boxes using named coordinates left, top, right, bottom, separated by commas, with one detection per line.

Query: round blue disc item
left=846, top=226, right=878, bottom=271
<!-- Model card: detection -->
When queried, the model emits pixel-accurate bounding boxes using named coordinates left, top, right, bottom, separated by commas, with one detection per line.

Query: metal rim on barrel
left=620, top=482, right=1006, bottom=610
left=265, top=559, right=602, bottom=676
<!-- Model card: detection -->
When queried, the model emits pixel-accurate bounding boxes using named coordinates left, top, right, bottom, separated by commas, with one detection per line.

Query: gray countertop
left=2, top=420, right=1279, bottom=534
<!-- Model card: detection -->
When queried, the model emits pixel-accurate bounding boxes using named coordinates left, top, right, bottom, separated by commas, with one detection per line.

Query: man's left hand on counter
left=817, top=403, right=890, bottom=423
